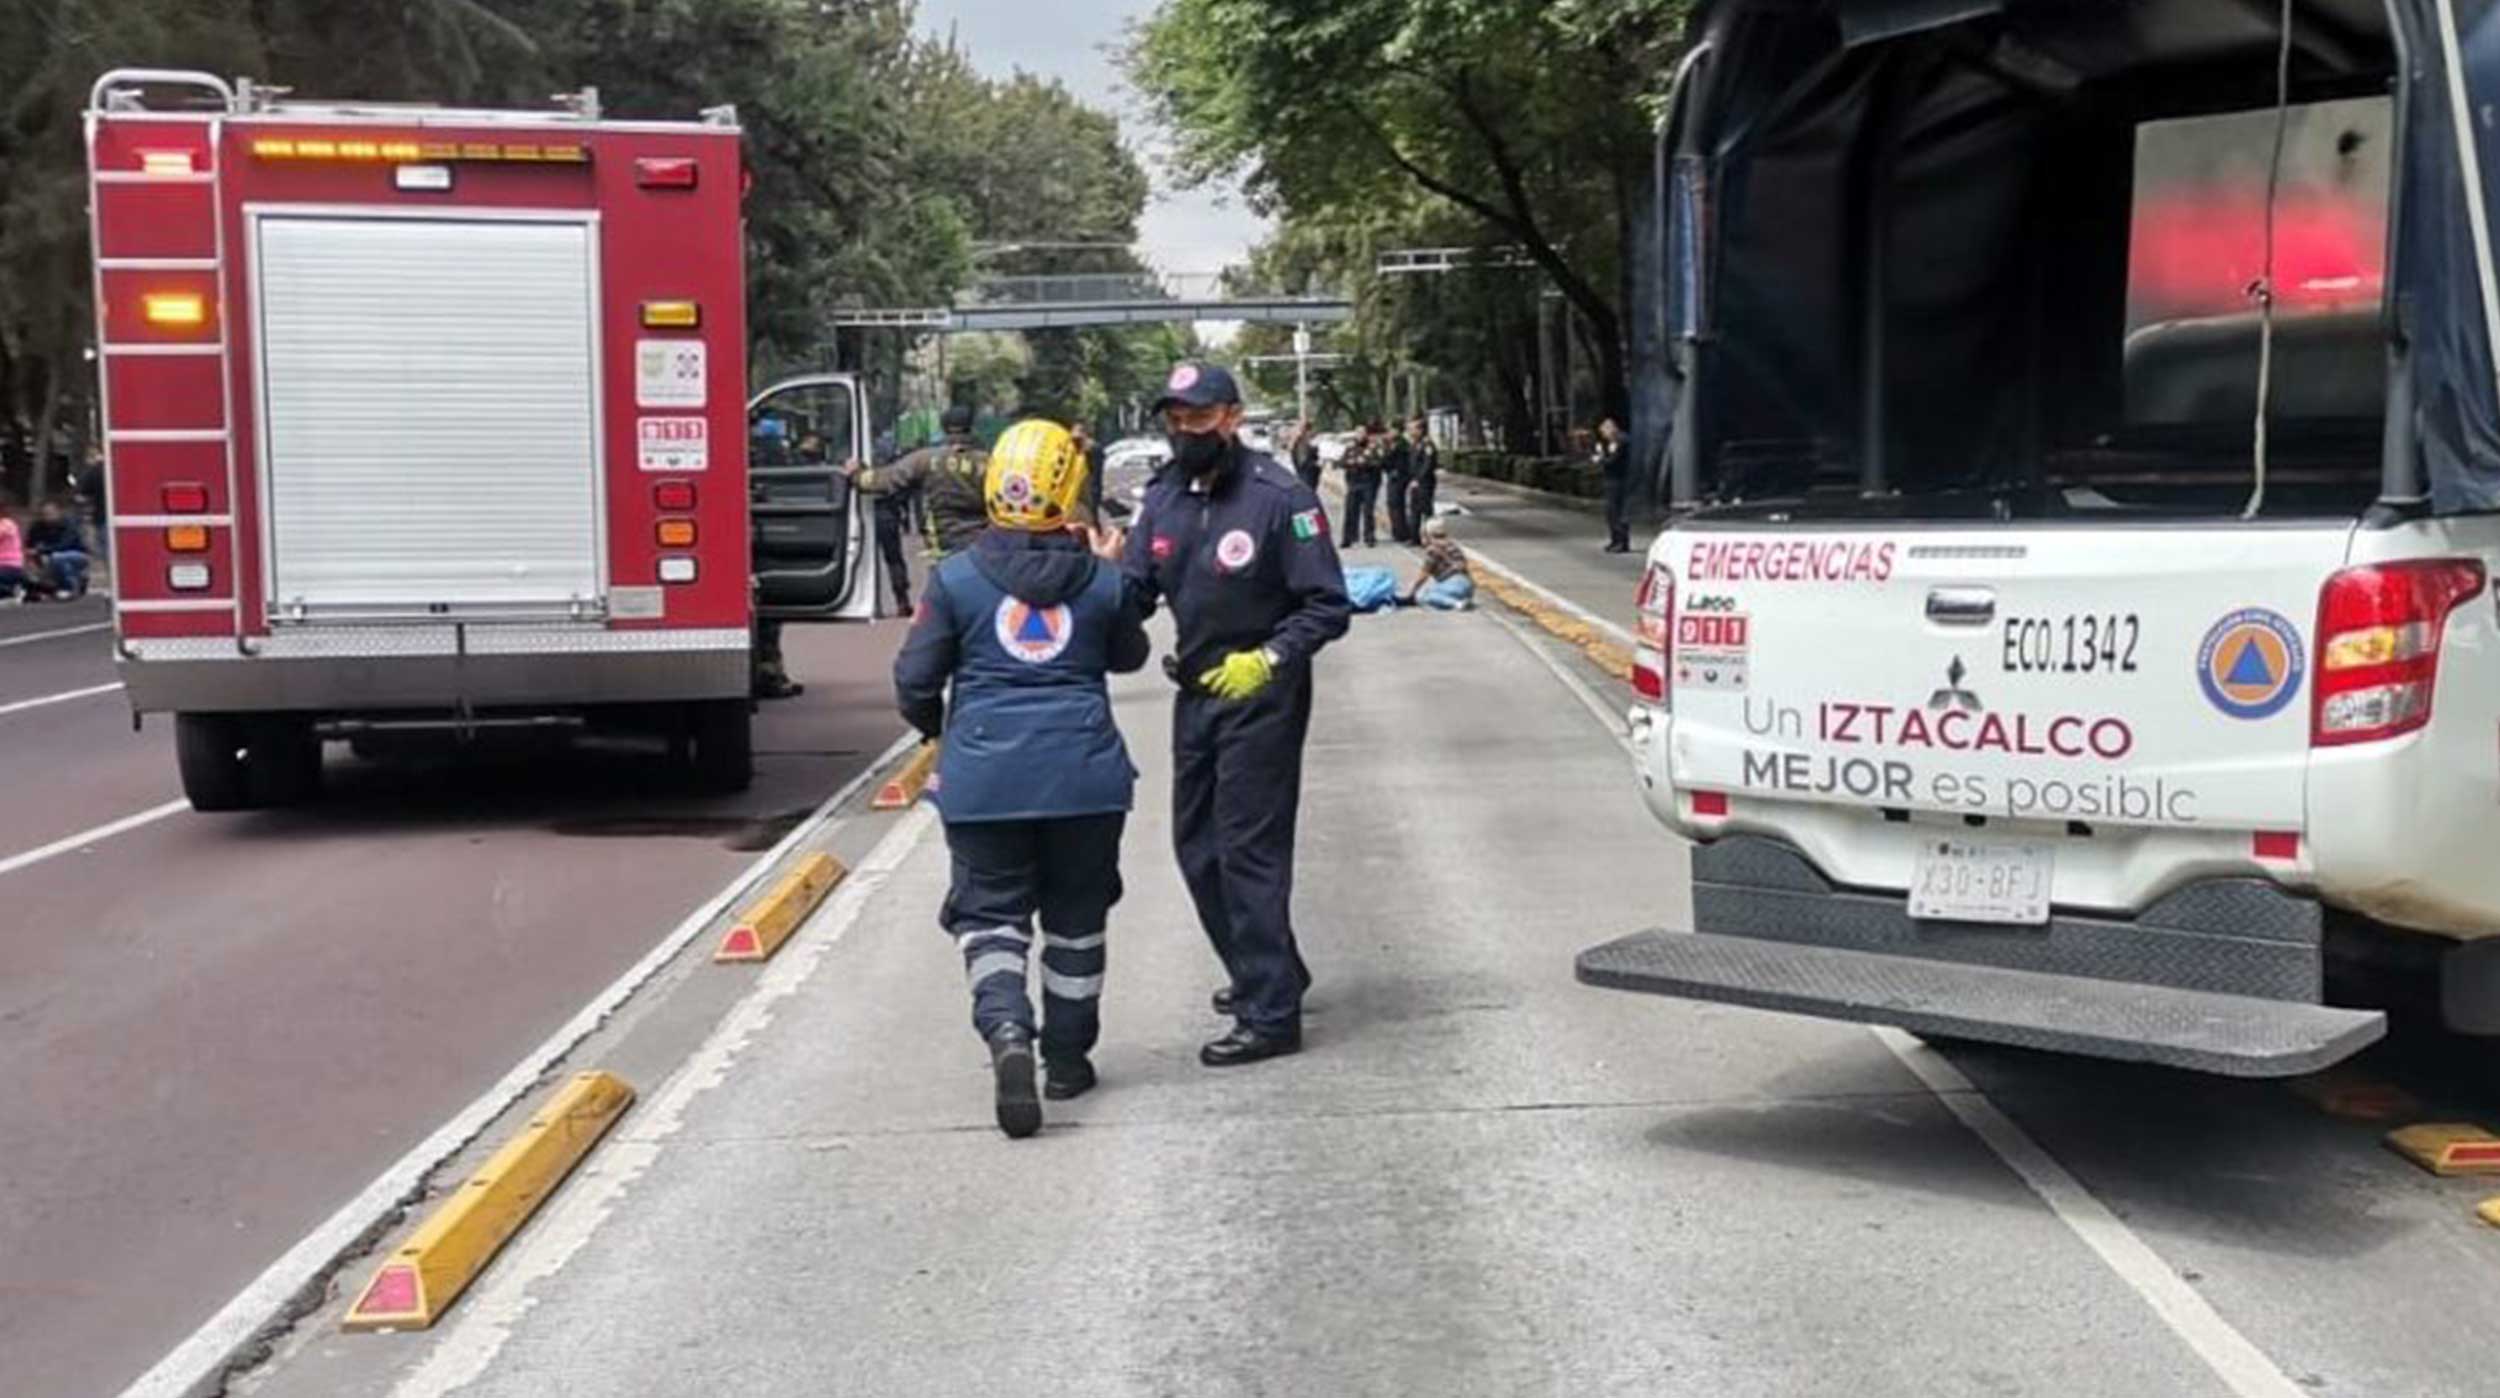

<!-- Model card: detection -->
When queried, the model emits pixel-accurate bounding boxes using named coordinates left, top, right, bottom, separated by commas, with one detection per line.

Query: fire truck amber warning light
left=657, top=520, right=698, bottom=548
left=138, top=149, right=194, bottom=176
left=165, top=525, right=210, bottom=554
left=254, top=139, right=582, bottom=164
left=641, top=300, right=701, bottom=329
left=142, top=293, right=206, bottom=327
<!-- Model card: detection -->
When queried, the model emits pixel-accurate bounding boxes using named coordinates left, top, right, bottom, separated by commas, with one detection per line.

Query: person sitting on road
left=27, top=500, right=90, bottom=600
left=0, top=497, right=25, bottom=604
left=1403, top=516, right=1475, bottom=611
left=893, top=418, right=1149, bottom=1139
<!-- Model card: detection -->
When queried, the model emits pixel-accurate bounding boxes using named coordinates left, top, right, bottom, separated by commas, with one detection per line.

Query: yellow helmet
left=985, top=418, right=1090, bottom=531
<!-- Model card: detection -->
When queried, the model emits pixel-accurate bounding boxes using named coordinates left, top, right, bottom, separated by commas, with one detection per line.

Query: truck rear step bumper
left=1577, top=931, right=2386, bottom=1077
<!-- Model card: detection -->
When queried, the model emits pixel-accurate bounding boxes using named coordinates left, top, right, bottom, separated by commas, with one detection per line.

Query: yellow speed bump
left=873, top=740, right=939, bottom=810
left=713, top=851, right=846, bottom=962
left=2385, top=1122, right=2500, bottom=1176
left=343, top=1071, right=634, bottom=1331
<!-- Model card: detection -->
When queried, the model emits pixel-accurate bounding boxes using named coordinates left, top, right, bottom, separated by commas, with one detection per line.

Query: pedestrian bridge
left=831, top=271, right=1351, bottom=333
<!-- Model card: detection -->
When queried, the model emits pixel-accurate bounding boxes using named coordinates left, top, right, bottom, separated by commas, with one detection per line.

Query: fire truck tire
left=243, top=717, right=325, bottom=807
left=687, top=700, right=753, bottom=794
left=175, top=713, right=254, bottom=812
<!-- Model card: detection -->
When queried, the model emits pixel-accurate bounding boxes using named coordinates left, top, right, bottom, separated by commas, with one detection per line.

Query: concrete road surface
left=229, top=563, right=2500, bottom=1398
left=0, top=612, right=905, bottom=1398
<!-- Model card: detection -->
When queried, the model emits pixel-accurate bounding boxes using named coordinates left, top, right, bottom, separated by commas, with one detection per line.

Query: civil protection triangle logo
left=994, top=598, right=1074, bottom=664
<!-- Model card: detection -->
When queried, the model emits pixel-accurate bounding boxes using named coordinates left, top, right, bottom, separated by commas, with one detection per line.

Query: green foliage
left=0, top=0, right=1160, bottom=500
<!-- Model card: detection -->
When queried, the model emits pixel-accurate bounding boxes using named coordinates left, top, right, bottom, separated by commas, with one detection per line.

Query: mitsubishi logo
left=1928, top=655, right=1983, bottom=712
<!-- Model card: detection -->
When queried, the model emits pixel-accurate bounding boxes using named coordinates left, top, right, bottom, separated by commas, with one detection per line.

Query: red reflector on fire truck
left=143, top=293, right=206, bottom=327
left=165, top=525, right=210, bottom=553
left=653, top=480, right=697, bottom=511
left=635, top=157, right=699, bottom=189
left=161, top=483, right=209, bottom=514
left=640, top=300, right=701, bottom=329
left=657, top=520, right=698, bottom=548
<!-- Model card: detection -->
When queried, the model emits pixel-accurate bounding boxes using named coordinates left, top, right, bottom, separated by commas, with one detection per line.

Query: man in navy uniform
left=1121, top=362, right=1351, bottom=1066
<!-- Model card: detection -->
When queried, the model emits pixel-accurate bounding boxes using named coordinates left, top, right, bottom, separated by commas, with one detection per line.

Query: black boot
left=1200, top=1024, right=1302, bottom=1067
left=1043, top=1056, right=1097, bottom=1101
left=989, top=1025, right=1042, bottom=1138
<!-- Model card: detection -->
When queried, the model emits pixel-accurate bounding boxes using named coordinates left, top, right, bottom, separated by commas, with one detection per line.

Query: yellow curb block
left=2475, top=1198, right=2500, bottom=1228
left=713, top=851, right=847, bottom=962
left=343, top=1071, right=635, bottom=1331
left=873, top=740, right=939, bottom=809
left=1475, top=566, right=1635, bottom=681
left=2385, top=1122, right=2500, bottom=1176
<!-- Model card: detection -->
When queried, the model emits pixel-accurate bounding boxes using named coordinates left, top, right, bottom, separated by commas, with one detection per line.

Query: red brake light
left=2313, top=559, right=2486, bottom=746
left=1632, top=561, right=1672, bottom=704
left=161, top=482, right=209, bottom=514
left=635, top=157, right=699, bottom=189
left=653, top=480, right=697, bottom=511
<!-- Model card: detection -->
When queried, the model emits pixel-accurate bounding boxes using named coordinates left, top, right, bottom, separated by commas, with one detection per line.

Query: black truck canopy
left=1671, top=0, right=2500, bottom=515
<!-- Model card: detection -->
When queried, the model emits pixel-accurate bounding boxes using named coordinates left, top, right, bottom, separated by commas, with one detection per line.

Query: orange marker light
left=657, top=520, right=698, bottom=548
left=165, top=525, right=211, bottom=553
left=142, top=293, right=207, bottom=327
left=640, top=300, right=700, bottom=329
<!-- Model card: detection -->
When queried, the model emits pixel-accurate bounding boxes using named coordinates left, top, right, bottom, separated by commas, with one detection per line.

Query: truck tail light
left=161, top=483, right=210, bottom=513
left=143, top=292, right=206, bottom=327
left=653, top=480, right=697, bottom=510
left=641, top=300, right=701, bottom=329
left=165, top=524, right=210, bottom=553
left=659, top=557, right=698, bottom=584
left=168, top=563, right=211, bottom=591
left=1633, top=560, right=1673, bottom=705
left=635, top=157, right=699, bottom=189
left=2313, top=559, right=2486, bottom=746
left=138, top=149, right=195, bottom=177
left=657, top=520, right=697, bottom=547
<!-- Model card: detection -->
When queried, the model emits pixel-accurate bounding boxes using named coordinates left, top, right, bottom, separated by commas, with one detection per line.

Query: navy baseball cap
left=1153, top=361, right=1242, bottom=412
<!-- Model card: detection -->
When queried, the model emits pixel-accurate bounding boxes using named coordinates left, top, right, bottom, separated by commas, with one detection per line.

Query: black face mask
left=1168, top=429, right=1229, bottom=476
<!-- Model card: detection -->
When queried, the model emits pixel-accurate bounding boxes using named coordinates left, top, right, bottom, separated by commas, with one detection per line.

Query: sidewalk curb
left=120, top=728, right=923, bottom=1398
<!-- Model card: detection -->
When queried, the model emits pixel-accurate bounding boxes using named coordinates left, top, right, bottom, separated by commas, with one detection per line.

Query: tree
left=1131, top=0, right=1689, bottom=490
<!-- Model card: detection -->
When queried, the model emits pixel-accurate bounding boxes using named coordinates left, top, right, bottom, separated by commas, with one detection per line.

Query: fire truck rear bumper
left=115, top=628, right=750, bottom=715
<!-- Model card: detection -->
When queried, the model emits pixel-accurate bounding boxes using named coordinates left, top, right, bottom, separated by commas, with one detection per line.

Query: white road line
left=118, top=729, right=923, bottom=1398
left=0, top=681, right=124, bottom=717
left=0, top=799, right=191, bottom=881
left=392, top=802, right=943, bottom=1398
left=0, top=619, right=113, bottom=649
left=1481, top=604, right=1633, bottom=754
left=1875, top=1030, right=2308, bottom=1398
left=1486, top=542, right=2308, bottom=1398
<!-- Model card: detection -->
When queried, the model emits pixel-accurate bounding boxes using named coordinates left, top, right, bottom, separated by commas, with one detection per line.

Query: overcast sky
left=912, top=0, right=1271, bottom=277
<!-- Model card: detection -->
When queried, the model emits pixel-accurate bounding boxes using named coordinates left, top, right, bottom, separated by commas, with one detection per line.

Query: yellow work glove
left=1199, top=648, right=1277, bottom=701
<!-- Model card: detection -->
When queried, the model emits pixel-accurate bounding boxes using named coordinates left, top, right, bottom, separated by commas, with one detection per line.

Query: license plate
left=1908, top=839, right=2054, bottom=925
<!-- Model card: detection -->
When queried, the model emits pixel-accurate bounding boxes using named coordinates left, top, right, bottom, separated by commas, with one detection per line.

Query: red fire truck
left=85, top=69, right=879, bottom=808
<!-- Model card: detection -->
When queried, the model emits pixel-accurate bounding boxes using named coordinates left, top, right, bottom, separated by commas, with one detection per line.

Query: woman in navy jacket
left=894, top=419, right=1149, bottom=1138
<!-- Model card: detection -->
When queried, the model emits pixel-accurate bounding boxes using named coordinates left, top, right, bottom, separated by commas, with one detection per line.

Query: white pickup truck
left=1579, top=0, right=2500, bottom=1075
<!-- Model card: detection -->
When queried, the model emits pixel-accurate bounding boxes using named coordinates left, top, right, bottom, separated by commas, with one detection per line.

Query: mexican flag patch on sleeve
left=1292, top=509, right=1323, bottom=541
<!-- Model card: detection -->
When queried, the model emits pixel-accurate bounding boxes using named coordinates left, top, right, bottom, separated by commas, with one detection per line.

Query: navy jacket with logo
left=894, top=528, right=1150, bottom=823
left=1121, top=442, right=1351, bottom=687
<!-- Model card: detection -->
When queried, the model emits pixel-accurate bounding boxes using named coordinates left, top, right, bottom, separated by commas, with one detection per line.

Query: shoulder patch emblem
left=994, top=598, right=1074, bottom=664
left=1291, top=509, right=1324, bottom=541
left=1215, top=528, right=1257, bottom=571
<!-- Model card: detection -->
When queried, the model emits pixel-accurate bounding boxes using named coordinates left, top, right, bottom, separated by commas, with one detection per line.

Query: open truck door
left=748, top=373, right=880, bottom=621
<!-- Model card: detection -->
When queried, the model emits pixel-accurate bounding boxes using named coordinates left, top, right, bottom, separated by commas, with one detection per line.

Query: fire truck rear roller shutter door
left=254, top=215, right=604, bottom=614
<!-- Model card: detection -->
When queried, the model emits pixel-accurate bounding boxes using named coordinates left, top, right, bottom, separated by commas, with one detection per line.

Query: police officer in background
left=869, top=428, right=917, bottom=616
left=1119, top=363, right=1351, bottom=1066
left=1381, top=420, right=1416, bottom=545
left=1338, top=423, right=1382, bottom=548
left=847, top=403, right=989, bottom=560
left=1289, top=419, right=1322, bottom=492
left=1402, top=416, right=1441, bottom=534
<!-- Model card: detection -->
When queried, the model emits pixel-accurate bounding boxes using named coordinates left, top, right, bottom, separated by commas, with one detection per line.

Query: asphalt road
left=0, top=600, right=907, bottom=1398
left=211, top=482, right=2500, bottom=1398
